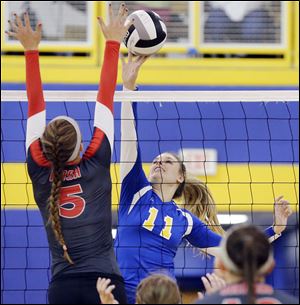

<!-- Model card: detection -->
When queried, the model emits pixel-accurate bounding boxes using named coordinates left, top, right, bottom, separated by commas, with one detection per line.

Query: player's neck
left=152, top=183, right=177, bottom=202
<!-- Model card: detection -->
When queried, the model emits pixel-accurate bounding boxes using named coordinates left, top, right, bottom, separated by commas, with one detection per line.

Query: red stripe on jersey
left=30, top=139, right=51, bottom=167
left=83, top=128, right=105, bottom=160
left=97, top=41, right=120, bottom=113
left=25, top=51, right=45, bottom=118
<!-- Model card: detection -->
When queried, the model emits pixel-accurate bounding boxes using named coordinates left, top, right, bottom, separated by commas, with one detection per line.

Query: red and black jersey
left=195, top=282, right=299, bottom=304
left=26, top=41, right=121, bottom=278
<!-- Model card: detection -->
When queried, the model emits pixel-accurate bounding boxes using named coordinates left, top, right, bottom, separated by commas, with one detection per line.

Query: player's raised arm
left=120, top=54, right=148, bottom=181
left=6, top=12, right=44, bottom=152
left=83, top=4, right=133, bottom=162
left=119, top=54, right=150, bottom=213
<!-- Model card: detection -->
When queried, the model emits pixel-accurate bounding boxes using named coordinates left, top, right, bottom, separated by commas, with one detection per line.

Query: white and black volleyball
left=123, top=10, right=167, bottom=56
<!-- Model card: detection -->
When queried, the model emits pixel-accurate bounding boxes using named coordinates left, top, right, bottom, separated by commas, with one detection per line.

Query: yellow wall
left=1, top=1, right=299, bottom=86
left=1, top=163, right=299, bottom=213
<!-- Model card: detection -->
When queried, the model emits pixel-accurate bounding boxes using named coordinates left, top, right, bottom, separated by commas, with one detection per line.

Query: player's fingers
left=120, top=10, right=129, bottom=27
left=104, top=279, right=111, bottom=288
left=197, top=292, right=204, bottom=300
left=35, top=23, right=42, bottom=35
left=108, top=2, right=113, bottom=22
left=125, top=18, right=134, bottom=32
left=206, top=273, right=216, bottom=287
left=280, top=200, right=289, bottom=206
left=136, top=56, right=149, bottom=67
left=105, top=284, right=115, bottom=294
left=5, top=30, right=17, bottom=38
left=96, top=277, right=103, bottom=290
left=14, top=13, right=23, bottom=28
left=123, top=8, right=129, bottom=19
left=97, top=16, right=106, bottom=30
left=201, top=276, right=211, bottom=291
left=212, top=273, right=225, bottom=288
left=285, top=206, right=293, bottom=216
left=8, top=19, right=18, bottom=32
left=128, top=52, right=133, bottom=63
left=275, top=195, right=284, bottom=203
left=118, top=3, right=126, bottom=18
left=98, top=278, right=105, bottom=291
left=24, top=12, right=31, bottom=28
left=99, top=278, right=109, bottom=291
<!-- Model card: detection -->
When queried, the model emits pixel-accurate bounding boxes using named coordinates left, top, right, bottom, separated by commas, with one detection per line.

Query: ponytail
left=42, top=119, right=78, bottom=265
left=181, top=175, right=225, bottom=235
left=167, top=152, right=225, bottom=236
left=243, top=240, right=257, bottom=304
left=224, top=225, right=273, bottom=304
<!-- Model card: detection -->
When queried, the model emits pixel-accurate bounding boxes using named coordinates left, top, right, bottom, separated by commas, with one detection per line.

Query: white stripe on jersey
left=120, top=98, right=138, bottom=183
left=128, top=185, right=152, bottom=214
left=178, top=209, right=194, bottom=237
left=26, top=110, right=46, bottom=153
left=94, top=102, right=114, bottom=153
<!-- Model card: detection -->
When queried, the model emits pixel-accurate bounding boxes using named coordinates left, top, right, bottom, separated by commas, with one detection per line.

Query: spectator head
left=136, top=274, right=181, bottom=304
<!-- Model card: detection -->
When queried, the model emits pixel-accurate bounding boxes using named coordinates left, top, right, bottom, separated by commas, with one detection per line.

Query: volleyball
left=123, top=10, right=167, bottom=56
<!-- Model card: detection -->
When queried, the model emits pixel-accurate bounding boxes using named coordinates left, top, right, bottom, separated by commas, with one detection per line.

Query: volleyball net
left=1, top=90, right=299, bottom=303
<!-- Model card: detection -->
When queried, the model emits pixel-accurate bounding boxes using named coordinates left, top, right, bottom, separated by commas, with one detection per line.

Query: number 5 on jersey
left=59, top=184, right=86, bottom=218
left=142, top=207, right=173, bottom=240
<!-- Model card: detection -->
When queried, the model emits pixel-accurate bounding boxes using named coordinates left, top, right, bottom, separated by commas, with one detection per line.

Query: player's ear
left=80, top=143, right=84, bottom=152
left=177, top=173, right=184, bottom=184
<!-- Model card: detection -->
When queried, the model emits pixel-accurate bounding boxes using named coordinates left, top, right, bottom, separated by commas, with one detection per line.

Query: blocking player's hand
left=97, top=278, right=119, bottom=304
left=5, top=12, right=42, bottom=51
left=273, top=195, right=293, bottom=234
left=97, top=3, right=133, bottom=43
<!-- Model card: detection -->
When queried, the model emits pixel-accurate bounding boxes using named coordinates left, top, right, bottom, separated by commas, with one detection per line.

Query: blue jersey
left=114, top=101, right=222, bottom=303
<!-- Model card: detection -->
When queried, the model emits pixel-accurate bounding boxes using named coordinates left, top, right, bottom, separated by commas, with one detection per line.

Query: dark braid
left=226, top=226, right=271, bottom=304
left=41, top=119, right=78, bottom=264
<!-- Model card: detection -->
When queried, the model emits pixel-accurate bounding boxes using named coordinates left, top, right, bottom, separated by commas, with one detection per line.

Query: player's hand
left=121, top=53, right=149, bottom=90
left=198, top=273, right=227, bottom=299
left=97, top=278, right=119, bottom=304
left=5, top=12, right=42, bottom=51
left=273, top=195, right=293, bottom=234
left=98, top=3, right=133, bottom=43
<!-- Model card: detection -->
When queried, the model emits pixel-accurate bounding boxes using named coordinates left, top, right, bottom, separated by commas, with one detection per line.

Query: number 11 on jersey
left=142, top=207, right=173, bottom=240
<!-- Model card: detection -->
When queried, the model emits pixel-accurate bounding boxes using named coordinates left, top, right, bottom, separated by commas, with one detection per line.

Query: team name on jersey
left=49, top=167, right=82, bottom=182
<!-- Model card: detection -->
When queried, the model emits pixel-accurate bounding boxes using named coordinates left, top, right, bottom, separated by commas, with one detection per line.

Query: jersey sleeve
left=264, top=226, right=282, bottom=242
left=119, top=98, right=151, bottom=215
left=183, top=210, right=222, bottom=248
left=82, top=41, right=120, bottom=167
left=25, top=50, right=51, bottom=170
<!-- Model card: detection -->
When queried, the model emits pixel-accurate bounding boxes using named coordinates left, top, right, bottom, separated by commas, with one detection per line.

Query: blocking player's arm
left=25, top=50, right=46, bottom=153
left=83, top=4, right=131, bottom=166
left=82, top=41, right=120, bottom=166
left=5, top=13, right=45, bottom=153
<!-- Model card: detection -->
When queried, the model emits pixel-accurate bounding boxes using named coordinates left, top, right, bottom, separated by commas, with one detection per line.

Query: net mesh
left=1, top=90, right=299, bottom=304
